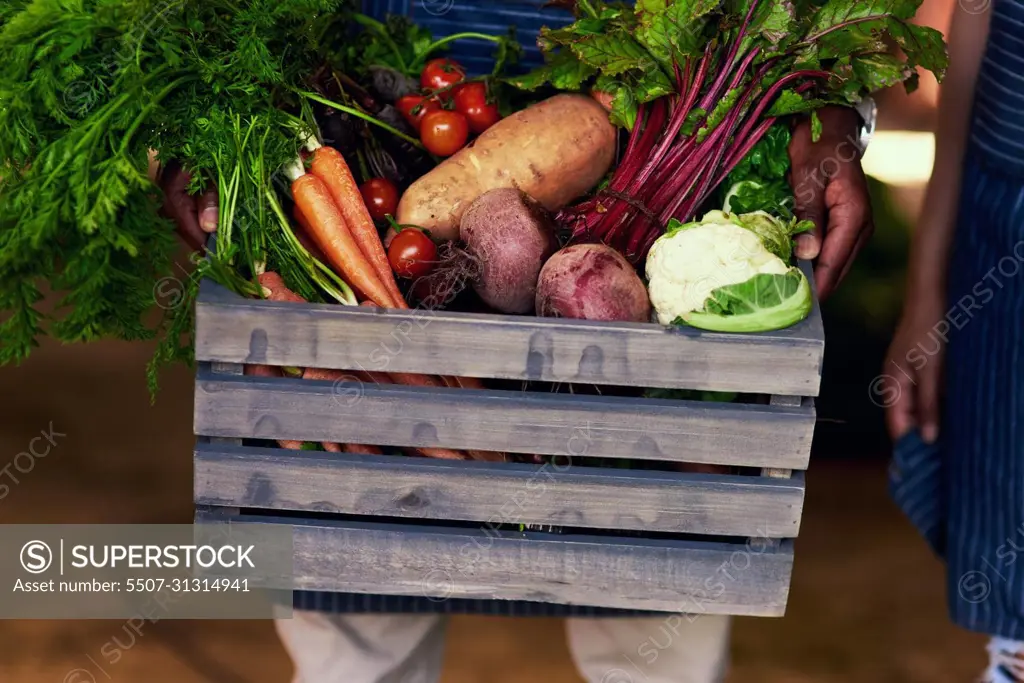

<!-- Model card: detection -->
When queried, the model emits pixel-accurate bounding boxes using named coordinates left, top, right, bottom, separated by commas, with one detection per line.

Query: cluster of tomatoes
left=358, top=59, right=498, bottom=282
left=396, top=58, right=502, bottom=157
left=359, top=180, right=437, bottom=281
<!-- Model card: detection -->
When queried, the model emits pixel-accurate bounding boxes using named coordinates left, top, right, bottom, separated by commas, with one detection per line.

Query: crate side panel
left=195, top=284, right=823, bottom=396
left=193, top=444, right=805, bottom=537
left=196, top=510, right=793, bottom=615
left=193, top=373, right=815, bottom=469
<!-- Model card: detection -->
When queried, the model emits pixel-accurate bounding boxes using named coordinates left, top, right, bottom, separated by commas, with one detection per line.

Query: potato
left=396, top=94, right=617, bottom=242
left=536, top=244, right=651, bottom=322
left=460, top=188, right=558, bottom=314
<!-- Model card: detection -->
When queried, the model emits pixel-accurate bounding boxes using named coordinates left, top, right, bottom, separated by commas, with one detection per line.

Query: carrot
left=292, top=205, right=330, bottom=264
left=309, top=146, right=407, bottom=309
left=291, top=173, right=395, bottom=308
left=389, top=371, right=446, bottom=388
left=258, top=272, right=306, bottom=303
left=344, top=443, right=384, bottom=455
left=402, top=446, right=465, bottom=460
left=442, top=375, right=487, bottom=390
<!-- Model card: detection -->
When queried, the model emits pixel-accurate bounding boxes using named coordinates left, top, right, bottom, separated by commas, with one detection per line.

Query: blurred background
left=0, top=0, right=986, bottom=681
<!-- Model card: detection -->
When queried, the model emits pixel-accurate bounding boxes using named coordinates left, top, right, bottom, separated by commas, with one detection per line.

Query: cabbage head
left=645, top=210, right=815, bottom=333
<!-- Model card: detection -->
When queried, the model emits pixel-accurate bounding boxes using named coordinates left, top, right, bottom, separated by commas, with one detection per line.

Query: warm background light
left=862, top=130, right=936, bottom=187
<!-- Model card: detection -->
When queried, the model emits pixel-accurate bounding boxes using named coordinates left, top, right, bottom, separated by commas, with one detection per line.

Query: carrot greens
left=0, top=0, right=347, bottom=389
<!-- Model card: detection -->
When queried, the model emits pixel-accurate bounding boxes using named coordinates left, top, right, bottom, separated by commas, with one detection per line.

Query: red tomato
left=420, top=58, right=465, bottom=97
left=419, top=110, right=469, bottom=157
left=359, top=178, right=399, bottom=222
left=388, top=229, right=437, bottom=279
left=453, top=82, right=502, bottom=134
left=396, top=95, right=441, bottom=131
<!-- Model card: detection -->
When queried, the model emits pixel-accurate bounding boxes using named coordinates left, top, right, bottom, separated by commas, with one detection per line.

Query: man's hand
left=788, top=106, right=874, bottom=300
left=156, top=160, right=219, bottom=250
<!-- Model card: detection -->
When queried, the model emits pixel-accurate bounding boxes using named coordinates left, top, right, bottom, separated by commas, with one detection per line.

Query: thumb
left=790, top=174, right=823, bottom=262
left=792, top=163, right=826, bottom=261
left=197, top=185, right=219, bottom=233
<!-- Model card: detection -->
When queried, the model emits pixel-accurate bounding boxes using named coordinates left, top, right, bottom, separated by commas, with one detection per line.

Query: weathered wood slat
left=193, top=443, right=805, bottom=537
left=195, top=508, right=794, bottom=615
left=195, top=279, right=824, bottom=396
left=194, top=372, right=815, bottom=468
left=209, top=362, right=245, bottom=447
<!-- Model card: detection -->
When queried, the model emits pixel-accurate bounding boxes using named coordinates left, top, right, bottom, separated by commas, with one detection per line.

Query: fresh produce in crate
left=0, top=0, right=521, bottom=385
left=395, top=94, right=617, bottom=242
left=0, top=0, right=949, bottom=402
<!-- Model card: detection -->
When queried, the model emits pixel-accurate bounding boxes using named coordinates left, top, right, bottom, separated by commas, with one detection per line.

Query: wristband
left=854, top=96, right=877, bottom=154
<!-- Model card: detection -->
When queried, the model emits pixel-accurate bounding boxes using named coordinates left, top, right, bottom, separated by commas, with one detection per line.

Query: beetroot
left=536, top=244, right=651, bottom=322
left=460, top=188, right=558, bottom=314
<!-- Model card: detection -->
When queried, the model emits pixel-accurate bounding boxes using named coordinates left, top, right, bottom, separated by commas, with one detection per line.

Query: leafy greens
left=0, top=0, right=357, bottom=390
left=516, top=0, right=947, bottom=264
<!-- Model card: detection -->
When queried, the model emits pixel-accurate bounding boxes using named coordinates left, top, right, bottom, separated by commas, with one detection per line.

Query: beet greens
left=512, top=0, right=948, bottom=263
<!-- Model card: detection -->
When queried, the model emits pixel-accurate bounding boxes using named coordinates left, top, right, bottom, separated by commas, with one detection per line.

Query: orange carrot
left=389, top=371, right=446, bottom=388
left=258, top=272, right=306, bottom=304
left=401, top=446, right=465, bottom=460
left=310, top=146, right=407, bottom=309
left=291, top=173, right=394, bottom=308
left=292, top=205, right=330, bottom=264
left=343, top=443, right=384, bottom=455
left=442, top=375, right=488, bottom=390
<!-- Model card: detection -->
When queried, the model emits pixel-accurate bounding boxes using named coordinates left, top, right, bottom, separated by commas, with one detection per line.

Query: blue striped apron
left=891, top=0, right=1024, bottom=641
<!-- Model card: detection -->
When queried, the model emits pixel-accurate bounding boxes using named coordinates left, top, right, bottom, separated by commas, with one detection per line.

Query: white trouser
left=275, top=611, right=730, bottom=683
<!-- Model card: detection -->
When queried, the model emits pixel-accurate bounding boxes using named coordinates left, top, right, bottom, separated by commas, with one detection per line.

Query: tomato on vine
left=359, top=178, right=399, bottom=222
left=396, top=94, right=441, bottom=131
left=388, top=228, right=437, bottom=279
left=419, top=110, right=469, bottom=157
left=453, top=82, right=501, bottom=134
left=420, top=58, right=465, bottom=98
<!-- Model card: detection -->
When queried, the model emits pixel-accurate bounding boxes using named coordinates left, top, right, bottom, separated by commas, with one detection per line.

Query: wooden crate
left=193, top=269, right=823, bottom=616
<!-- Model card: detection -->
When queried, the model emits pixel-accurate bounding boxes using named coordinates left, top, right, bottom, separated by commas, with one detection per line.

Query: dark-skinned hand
left=156, top=160, right=218, bottom=251
left=788, top=106, right=874, bottom=300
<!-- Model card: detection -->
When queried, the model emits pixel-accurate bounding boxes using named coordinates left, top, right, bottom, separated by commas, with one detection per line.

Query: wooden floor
left=0, top=336, right=985, bottom=682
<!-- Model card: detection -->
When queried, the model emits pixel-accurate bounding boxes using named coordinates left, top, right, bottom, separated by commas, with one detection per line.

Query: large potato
left=396, top=94, right=616, bottom=242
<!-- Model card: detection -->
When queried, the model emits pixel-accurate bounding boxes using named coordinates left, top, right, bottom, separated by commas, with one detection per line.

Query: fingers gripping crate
left=192, top=268, right=823, bottom=615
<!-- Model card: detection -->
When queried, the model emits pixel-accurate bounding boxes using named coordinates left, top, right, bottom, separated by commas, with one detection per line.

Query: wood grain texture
left=195, top=507, right=794, bottom=615
left=208, top=362, right=244, bottom=446
left=194, top=278, right=824, bottom=396
left=193, top=371, right=816, bottom=468
left=193, top=443, right=805, bottom=537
